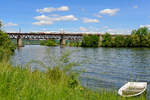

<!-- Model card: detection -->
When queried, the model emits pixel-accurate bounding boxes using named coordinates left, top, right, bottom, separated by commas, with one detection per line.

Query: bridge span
left=7, top=32, right=129, bottom=47
left=7, top=32, right=102, bottom=47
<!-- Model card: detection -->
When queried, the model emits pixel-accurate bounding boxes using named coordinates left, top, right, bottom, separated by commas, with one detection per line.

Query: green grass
left=0, top=61, right=147, bottom=100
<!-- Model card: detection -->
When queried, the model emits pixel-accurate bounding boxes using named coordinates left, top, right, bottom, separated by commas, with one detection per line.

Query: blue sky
left=0, top=0, right=150, bottom=34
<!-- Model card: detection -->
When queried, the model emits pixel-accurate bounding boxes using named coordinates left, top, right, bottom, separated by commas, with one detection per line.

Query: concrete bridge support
left=98, top=35, right=103, bottom=46
left=17, top=38, right=23, bottom=47
left=60, top=38, right=66, bottom=46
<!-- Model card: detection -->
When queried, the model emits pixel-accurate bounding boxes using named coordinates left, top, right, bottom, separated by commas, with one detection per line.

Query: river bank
left=0, top=60, right=147, bottom=100
left=9, top=45, right=150, bottom=99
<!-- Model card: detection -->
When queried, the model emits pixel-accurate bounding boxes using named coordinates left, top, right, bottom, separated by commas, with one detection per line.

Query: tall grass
left=0, top=59, right=147, bottom=100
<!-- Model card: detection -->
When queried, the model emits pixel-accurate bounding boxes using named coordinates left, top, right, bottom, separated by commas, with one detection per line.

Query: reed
left=0, top=60, right=147, bottom=100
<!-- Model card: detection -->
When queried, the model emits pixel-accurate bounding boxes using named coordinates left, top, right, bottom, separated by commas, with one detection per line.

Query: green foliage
left=132, top=27, right=149, bottom=36
left=0, top=21, right=2, bottom=28
left=131, top=30, right=137, bottom=35
left=0, top=21, right=16, bottom=60
left=102, top=27, right=150, bottom=47
left=102, top=32, right=112, bottom=47
left=0, top=61, right=146, bottom=100
left=113, top=35, right=126, bottom=47
left=81, top=35, right=99, bottom=47
left=130, top=34, right=141, bottom=47
left=131, top=27, right=149, bottom=47
left=26, top=50, right=80, bottom=88
left=40, top=40, right=58, bottom=46
left=124, top=36, right=132, bottom=47
left=66, top=40, right=82, bottom=47
left=141, top=34, right=150, bottom=47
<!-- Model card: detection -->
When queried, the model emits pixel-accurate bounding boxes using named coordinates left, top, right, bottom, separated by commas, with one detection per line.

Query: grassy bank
left=0, top=61, right=147, bottom=100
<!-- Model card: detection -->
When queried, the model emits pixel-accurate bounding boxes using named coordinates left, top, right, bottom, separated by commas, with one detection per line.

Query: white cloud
left=94, top=14, right=102, bottom=18
left=34, top=15, right=78, bottom=21
left=33, top=14, right=78, bottom=26
left=133, top=5, right=138, bottom=9
left=99, top=8, right=120, bottom=16
left=32, top=21, right=53, bottom=26
left=140, top=24, right=150, bottom=28
left=82, top=18, right=99, bottom=23
left=57, top=6, right=69, bottom=11
left=36, top=6, right=69, bottom=13
left=34, top=15, right=51, bottom=21
left=56, top=15, right=78, bottom=21
left=80, top=27, right=87, bottom=31
left=4, top=22, right=18, bottom=27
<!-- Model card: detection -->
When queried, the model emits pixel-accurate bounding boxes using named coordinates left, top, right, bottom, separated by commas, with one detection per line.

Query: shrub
left=113, top=35, right=125, bottom=47
left=40, top=40, right=58, bottom=46
left=102, top=33, right=112, bottom=47
left=81, top=35, right=99, bottom=47
left=0, top=21, right=16, bottom=60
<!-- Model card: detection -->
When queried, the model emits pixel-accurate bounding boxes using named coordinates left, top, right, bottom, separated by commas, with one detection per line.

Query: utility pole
left=19, top=28, right=21, bottom=33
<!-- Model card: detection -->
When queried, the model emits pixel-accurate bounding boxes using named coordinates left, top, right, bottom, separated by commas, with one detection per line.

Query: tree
left=131, top=27, right=149, bottom=47
left=102, top=32, right=112, bottom=47
left=81, top=35, right=99, bottom=47
left=0, top=21, right=2, bottom=28
left=130, top=34, right=141, bottom=47
left=131, top=27, right=149, bottom=35
left=113, top=35, right=125, bottom=47
left=131, top=29, right=137, bottom=35
left=0, top=21, right=16, bottom=60
left=0, top=21, right=2, bottom=32
left=136, top=27, right=149, bottom=36
left=124, top=36, right=132, bottom=47
left=141, top=34, right=150, bottom=47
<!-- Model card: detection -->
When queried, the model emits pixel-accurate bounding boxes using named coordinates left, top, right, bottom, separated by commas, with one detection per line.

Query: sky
left=0, top=0, right=150, bottom=34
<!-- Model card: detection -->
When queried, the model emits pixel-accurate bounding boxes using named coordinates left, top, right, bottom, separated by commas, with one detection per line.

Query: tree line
left=41, top=27, right=150, bottom=48
left=102, top=27, right=150, bottom=47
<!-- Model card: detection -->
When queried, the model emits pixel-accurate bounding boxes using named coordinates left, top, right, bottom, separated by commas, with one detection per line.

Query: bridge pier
left=17, top=37, right=23, bottom=47
left=98, top=35, right=103, bottom=46
left=60, top=38, right=66, bottom=46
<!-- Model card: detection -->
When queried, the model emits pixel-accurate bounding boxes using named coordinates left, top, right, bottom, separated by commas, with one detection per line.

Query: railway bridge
left=7, top=32, right=102, bottom=47
left=7, top=32, right=130, bottom=47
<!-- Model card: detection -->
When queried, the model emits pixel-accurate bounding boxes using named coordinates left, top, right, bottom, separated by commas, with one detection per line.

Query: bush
left=113, top=35, right=125, bottom=47
left=131, top=27, right=149, bottom=47
left=102, top=33, right=112, bottom=47
left=0, top=21, right=16, bottom=60
left=81, top=35, right=99, bottom=47
left=66, top=40, right=82, bottom=47
left=40, top=40, right=58, bottom=46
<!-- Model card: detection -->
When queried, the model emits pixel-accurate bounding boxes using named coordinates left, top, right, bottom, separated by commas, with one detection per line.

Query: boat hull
left=118, top=82, right=147, bottom=97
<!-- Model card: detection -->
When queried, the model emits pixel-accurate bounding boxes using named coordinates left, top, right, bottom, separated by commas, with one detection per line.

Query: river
left=11, top=45, right=150, bottom=92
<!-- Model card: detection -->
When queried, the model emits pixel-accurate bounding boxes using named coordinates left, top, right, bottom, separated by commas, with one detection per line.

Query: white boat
left=118, top=82, right=147, bottom=97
